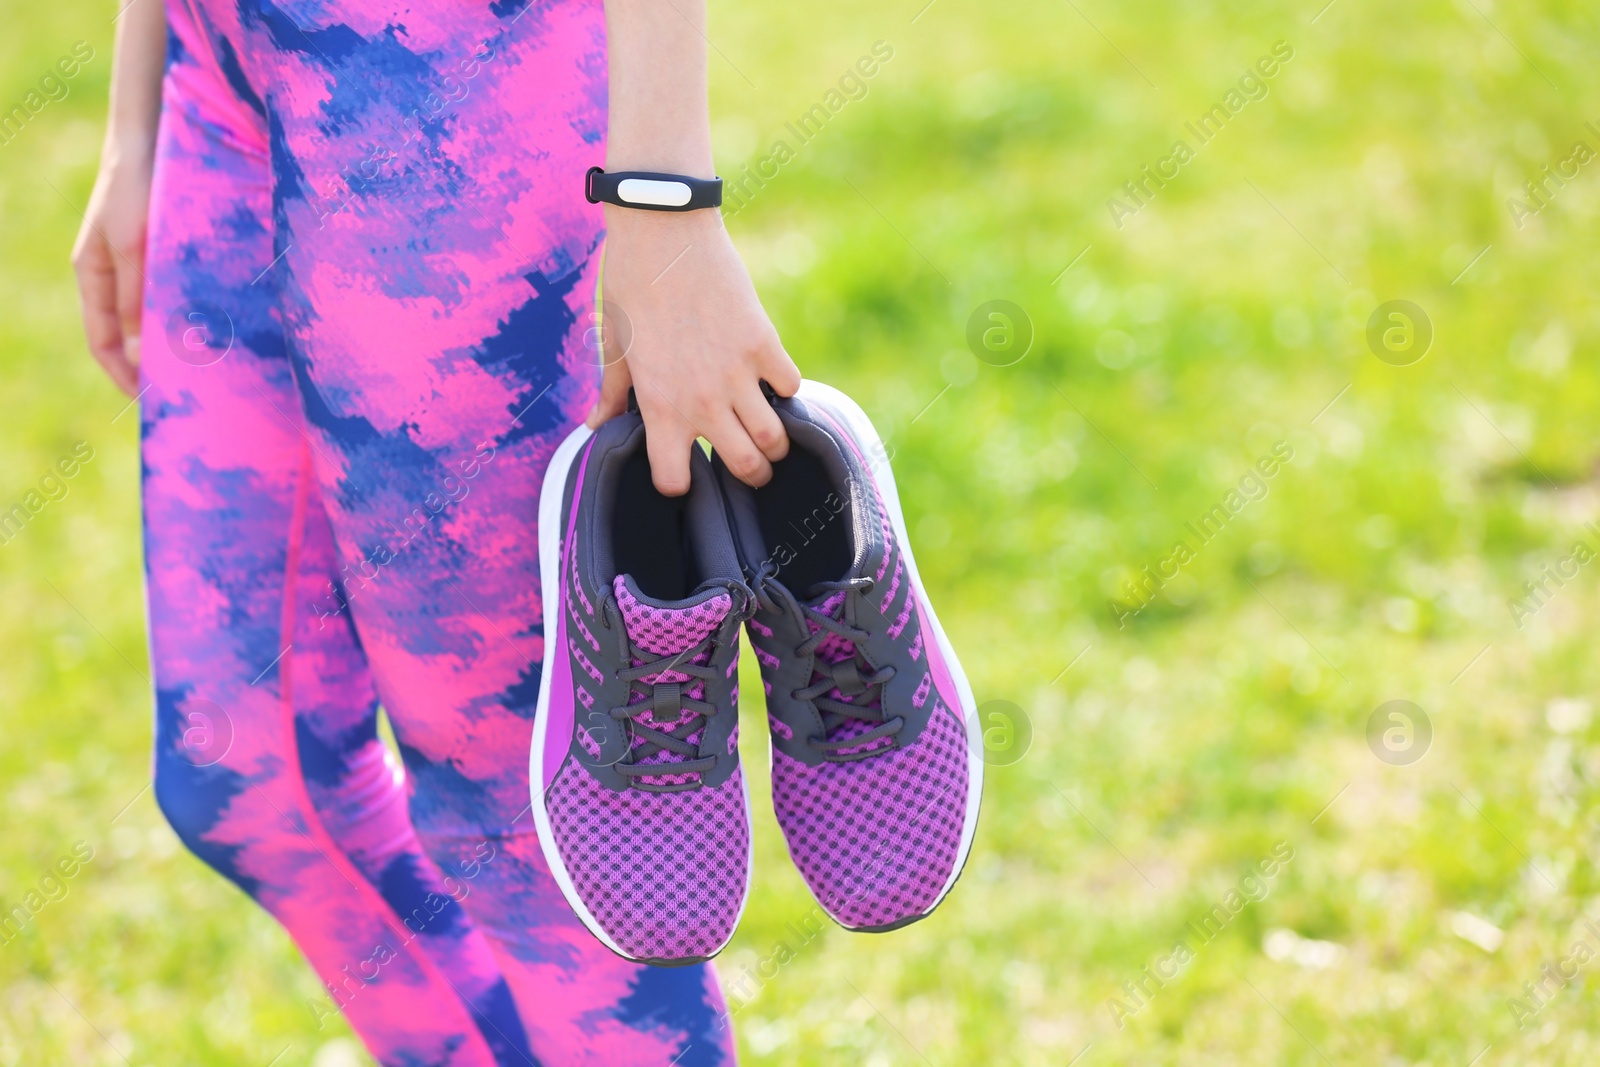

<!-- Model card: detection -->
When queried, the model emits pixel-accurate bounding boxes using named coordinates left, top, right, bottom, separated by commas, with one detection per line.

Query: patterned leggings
left=141, top=0, right=732, bottom=1063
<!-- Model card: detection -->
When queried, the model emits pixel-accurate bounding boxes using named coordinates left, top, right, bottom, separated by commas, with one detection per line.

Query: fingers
left=640, top=399, right=696, bottom=497
left=586, top=356, right=633, bottom=429
left=632, top=336, right=794, bottom=493
left=638, top=380, right=774, bottom=494
left=113, top=240, right=145, bottom=385
left=705, top=407, right=773, bottom=490
left=638, top=400, right=778, bottom=494
left=734, top=383, right=788, bottom=465
left=71, top=233, right=138, bottom=396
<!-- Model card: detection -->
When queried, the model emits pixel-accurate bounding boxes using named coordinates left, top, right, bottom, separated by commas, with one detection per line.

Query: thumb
left=586, top=356, right=633, bottom=429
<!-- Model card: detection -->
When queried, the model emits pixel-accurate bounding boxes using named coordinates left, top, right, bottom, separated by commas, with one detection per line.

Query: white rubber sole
left=528, top=422, right=754, bottom=966
left=792, top=379, right=986, bottom=927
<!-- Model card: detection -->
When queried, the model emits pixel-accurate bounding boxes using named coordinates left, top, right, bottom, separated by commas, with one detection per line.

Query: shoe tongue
left=799, top=583, right=889, bottom=755
left=612, top=575, right=733, bottom=656
left=804, top=589, right=855, bottom=665
left=612, top=575, right=733, bottom=782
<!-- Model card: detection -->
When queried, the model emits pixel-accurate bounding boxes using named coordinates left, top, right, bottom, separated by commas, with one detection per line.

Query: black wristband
left=585, top=167, right=723, bottom=212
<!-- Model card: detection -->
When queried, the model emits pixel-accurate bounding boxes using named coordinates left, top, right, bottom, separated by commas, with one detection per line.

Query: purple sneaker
left=714, top=380, right=983, bottom=932
left=531, top=412, right=754, bottom=965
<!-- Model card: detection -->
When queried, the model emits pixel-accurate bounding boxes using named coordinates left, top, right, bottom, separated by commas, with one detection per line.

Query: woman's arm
left=72, top=0, right=165, bottom=398
left=587, top=0, right=800, bottom=495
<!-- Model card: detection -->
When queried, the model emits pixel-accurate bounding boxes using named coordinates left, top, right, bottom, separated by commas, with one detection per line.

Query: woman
left=71, top=0, right=799, bottom=1060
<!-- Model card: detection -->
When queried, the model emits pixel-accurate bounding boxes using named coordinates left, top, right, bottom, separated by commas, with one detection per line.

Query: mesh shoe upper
left=536, top=415, right=752, bottom=963
left=770, top=704, right=968, bottom=927
left=544, top=574, right=749, bottom=961
left=715, top=387, right=977, bottom=931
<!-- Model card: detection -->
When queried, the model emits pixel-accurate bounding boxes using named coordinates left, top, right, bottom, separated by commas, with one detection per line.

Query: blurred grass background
left=5, top=0, right=1600, bottom=1062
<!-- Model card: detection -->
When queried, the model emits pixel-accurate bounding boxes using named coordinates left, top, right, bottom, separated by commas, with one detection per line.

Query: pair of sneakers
left=529, top=380, right=983, bottom=965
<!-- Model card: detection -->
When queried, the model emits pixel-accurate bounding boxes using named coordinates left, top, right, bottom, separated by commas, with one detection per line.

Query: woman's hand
left=73, top=0, right=164, bottom=398
left=587, top=208, right=800, bottom=495
left=595, top=0, right=797, bottom=495
left=72, top=144, right=153, bottom=397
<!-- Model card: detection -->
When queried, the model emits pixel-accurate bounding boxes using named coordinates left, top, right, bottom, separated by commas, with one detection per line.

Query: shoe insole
left=756, top=447, right=852, bottom=594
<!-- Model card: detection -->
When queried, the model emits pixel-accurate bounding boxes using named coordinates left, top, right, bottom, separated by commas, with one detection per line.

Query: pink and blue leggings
left=141, top=0, right=732, bottom=1062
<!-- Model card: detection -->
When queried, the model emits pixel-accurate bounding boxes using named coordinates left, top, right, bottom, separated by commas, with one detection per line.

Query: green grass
left=5, top=0, right=1600, bottom=1062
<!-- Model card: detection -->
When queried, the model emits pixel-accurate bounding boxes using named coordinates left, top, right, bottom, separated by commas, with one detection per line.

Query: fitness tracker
left=584, top=167, right=723, bottom=212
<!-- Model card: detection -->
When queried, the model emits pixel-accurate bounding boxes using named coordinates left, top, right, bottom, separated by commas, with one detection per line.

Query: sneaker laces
left=600, top=587, right=748, bottom=793
left=757, top=567, right=902, bottom=762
